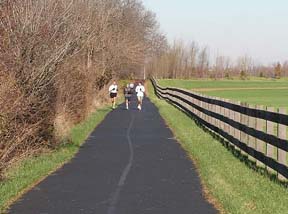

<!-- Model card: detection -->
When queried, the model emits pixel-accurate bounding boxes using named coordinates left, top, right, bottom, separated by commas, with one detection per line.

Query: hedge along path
left=8, top=96, right=218, bottom=214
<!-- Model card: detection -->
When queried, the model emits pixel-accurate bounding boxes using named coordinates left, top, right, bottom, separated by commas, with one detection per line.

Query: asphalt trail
left=9, top=96, right=218, bottom=214
left=107, top=114, right=135, bottom=214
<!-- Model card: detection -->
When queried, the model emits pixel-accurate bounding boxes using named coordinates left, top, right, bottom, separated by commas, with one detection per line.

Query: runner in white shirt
left=108, top=81, right=118, bottom=109
left=135, top=82, right=145, bottom=110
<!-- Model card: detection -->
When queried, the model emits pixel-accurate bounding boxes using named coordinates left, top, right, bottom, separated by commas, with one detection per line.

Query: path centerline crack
left=107, top=113, right=135, bottom=214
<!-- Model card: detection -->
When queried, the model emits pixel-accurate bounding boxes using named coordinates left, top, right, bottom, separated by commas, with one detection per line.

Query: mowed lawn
left=159, top=79, right=288, bottom=107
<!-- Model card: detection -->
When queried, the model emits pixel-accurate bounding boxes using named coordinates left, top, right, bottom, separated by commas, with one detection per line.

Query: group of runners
left=108, top=81, right=145, bottom=110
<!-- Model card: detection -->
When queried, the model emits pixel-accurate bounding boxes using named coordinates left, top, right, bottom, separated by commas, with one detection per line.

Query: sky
left=142, top=0, right=288, bottom=64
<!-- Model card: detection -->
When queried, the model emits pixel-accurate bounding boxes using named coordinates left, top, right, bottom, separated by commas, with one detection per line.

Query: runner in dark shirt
left=124, top=84, right=132, bottom=110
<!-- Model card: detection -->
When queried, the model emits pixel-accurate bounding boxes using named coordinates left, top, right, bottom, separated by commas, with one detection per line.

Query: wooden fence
left=151, top=78, right=288, bottom=180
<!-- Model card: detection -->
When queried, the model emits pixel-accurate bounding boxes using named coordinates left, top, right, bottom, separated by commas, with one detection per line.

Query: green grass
left=159, top=79, right=288, bottom=107
left=0, top=107, right=111, bottom=213
left=204, top=89, right=288, bottom=107
left=159, top=78, right=288, bottom=89
left=148, top=82, right=288, bottom=214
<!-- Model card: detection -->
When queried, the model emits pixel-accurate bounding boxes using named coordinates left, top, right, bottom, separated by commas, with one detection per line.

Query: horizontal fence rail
left=151, top=78, right=288, bottom=180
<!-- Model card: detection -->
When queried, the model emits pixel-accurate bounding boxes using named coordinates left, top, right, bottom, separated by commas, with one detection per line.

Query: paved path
left=9, top=97, right=218, bottom=214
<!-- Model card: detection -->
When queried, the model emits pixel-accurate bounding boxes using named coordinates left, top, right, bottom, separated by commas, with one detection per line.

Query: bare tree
left=274, top=62, right=282, bottom=78
left=0, top=0, right=164, bottom=177
left=197, top=47, right=209, bottom=78
left=282, top=61, right=288, bottom=77
left=236, top=55, right=254, bottom=79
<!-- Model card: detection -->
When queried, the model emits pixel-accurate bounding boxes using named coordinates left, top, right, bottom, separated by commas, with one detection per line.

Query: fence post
left=234, top=101, right=241, bottom=151
left=224, top=99, right=229, bottom=134
left=220, top=99, right=225, bottom=131
left=211, top=99, right=216, bottom=128
left=203, top=96, right=207, bottom=122
left=207, top=99, right=211, bottom=125
left=180, top=91, right=185, bottom=111
left=256, top=105, right=265, bottom=168
left=278, top=107, right=287, bottom=181
left=198, top=96, right=202, bottom=118
left=228, top=100, right=235, bottom=139
left=183, top=91, right=190, bottom=113
left=248, top=104, right=256, bottom=162
left=202, top=95, right=206, bottom=121
left=192, top=95, right=196, bottom=115
left=187, top=92, right=193, bottom=114
left=215, top=98, right=220, bottom=129
left=266, top=107, right=276, bottom=174
left=196, top=96, right=200, bottom=118
left=200, top=95, right=204, bottom=120
left=240, top=102, right=248, bottom=157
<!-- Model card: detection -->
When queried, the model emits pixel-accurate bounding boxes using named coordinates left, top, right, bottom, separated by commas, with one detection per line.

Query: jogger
left=135, top=82, right=145, bottom=110
left=109, top=81, right=118, bottom=109
left=124, top=84, right=132, bottom=110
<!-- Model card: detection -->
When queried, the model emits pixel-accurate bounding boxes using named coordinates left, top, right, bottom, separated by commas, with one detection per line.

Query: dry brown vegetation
left=148, top=40, right=288, bottom=79
left=0, top=0, right=165, bottom=177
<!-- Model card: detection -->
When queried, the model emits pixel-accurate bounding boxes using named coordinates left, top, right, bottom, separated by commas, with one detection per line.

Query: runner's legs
left=110, top=93, right=117, bottom=109
left=137, top=96, right=143, bottom=110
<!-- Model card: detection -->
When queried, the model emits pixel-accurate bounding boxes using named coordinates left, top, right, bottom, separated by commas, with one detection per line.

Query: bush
left=0, top=0, right=164, bottom=177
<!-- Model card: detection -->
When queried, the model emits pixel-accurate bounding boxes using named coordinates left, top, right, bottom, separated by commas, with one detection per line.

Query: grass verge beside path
left=0, top=107, right=111, bottom=213
left=148, top=82, right=288, bottom=214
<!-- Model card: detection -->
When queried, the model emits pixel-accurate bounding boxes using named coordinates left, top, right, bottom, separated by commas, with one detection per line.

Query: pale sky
left=142, top=0, right=288, bottom=64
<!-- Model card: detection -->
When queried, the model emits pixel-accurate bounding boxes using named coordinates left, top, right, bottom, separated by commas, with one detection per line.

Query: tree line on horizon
left=147, top=40, right=288, bottom=79
left=0, top=0, right=166, bottom=177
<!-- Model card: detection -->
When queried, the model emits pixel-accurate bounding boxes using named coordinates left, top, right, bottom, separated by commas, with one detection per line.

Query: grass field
left=0, top=107, right=111, bottom=213
left=159, top=79, right=288, bottom=107
left=148, top=82, right=288, bottom=214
